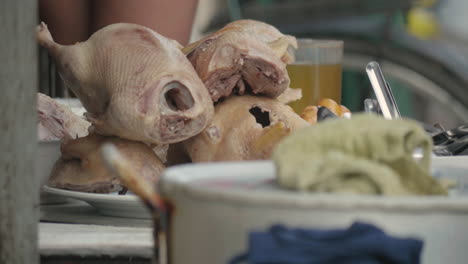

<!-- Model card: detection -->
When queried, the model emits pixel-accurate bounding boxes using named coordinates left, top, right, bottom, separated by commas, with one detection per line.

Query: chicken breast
left=36, top=22, right=214, bottom=144
left=181, top=95, right=309, bottom=162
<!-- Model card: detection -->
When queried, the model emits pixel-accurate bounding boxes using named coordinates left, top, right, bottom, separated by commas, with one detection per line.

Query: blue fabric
left=229, top=222, right=423, bottom=264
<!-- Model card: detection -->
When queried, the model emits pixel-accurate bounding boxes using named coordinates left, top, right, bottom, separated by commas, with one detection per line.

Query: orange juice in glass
left=287, top=39, right=344, bottom=113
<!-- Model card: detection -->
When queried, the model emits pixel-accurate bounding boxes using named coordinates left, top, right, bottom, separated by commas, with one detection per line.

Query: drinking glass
left=287, top=39, right=344, bottom=113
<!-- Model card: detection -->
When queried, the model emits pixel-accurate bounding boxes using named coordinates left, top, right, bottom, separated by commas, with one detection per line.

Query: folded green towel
left=272, top=114, right=447, bottom=195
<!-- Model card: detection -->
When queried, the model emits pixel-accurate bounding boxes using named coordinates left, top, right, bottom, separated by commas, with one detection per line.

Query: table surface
left=39, top=200, right=154, bottom=258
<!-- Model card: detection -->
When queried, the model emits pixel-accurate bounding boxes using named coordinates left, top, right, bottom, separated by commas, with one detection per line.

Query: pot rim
left=161, top=158, right=468, bottom=213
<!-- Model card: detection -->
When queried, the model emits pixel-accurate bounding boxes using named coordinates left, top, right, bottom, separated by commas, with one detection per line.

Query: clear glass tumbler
left=287, top=39, right=344, bottom=113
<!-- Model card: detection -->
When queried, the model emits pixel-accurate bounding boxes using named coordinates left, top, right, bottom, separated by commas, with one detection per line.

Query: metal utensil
left=365, top=62, right=437, bottom=157
left=363, top=98, right=382, bottom=115
left=366, top=61, right=401, bottom=120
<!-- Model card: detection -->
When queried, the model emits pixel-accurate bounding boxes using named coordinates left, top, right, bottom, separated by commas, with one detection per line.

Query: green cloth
left=272, top=114, right=447, bottom=196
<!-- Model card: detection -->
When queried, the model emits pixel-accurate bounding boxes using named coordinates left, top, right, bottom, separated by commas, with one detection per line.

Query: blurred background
left=40, top=0, right=468, bottom=128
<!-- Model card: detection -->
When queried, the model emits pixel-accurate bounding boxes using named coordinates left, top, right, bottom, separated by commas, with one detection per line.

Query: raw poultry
left=175, top=95, right=310, bottom=163
left=37, top=19, right=314, bottom=192
left=166, top=97, right=352, bottom=164
left=36, top=22, right=214, bottom=144
left=184, top=19, right=297, bottom=64
left=37, top=93, right=90, bottom=141
left=48, top=133, right=165, bottom=193
left=184, top=20, right=297, bottom=102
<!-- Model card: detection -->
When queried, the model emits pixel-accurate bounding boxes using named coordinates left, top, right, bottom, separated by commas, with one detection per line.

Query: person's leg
left=39, top=0, right=90, bottom=97
left=91, top=0, right=198, bottom=45
left=39, top=0, right=90, bottom=45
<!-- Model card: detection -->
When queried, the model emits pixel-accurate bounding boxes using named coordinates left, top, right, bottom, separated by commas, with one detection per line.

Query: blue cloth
left=229, top=222, right=423, bottom=264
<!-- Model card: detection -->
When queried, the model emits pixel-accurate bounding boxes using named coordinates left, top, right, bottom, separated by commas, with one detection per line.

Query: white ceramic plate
left=42, top=186, right=151, bottom=219
left=42, top=156, right=468, bottom=221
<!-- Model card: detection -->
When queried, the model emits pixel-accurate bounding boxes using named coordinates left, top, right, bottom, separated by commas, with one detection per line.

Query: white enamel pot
left=160, top=156, right=468, bottom=264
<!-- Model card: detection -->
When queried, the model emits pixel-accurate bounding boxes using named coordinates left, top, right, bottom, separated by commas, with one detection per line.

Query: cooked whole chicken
left=48, top=158, right=120, bottom=193
left=48, top=133, right=165, bottom=193
left=36, top=22, right=214, bottom=144
left=184, top=19, right=297, bottom=63
left=184, top=20, right=297, bottom=102
left=179, top=95, right=310, bottom=162
left=37, top=93, right=90, bottom=141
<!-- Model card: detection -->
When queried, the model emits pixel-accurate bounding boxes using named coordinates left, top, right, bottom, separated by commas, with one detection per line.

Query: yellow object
left=287, top=63, right=342, bottom=113
left=407, top=7, right=440, bottom=39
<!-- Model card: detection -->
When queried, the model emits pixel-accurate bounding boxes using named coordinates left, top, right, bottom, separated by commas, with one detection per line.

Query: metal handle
left=366, top=61, right=401, bottom=120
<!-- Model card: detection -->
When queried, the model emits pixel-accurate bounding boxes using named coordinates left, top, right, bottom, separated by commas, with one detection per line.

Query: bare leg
left=91, top=0, right=199, bottom=45
left=39, top=0, right=90, bottom=97
left=39, top=0, right=90, bottom=45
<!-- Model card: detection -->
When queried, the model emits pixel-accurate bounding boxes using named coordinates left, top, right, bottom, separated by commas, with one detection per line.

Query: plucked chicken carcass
left=184, top=19, right=297, bottom=63
left=173, top=95, right=309, bottom=163
left=48, top=133, right=165, bottom=193
left=184, top=20, right=297, bottom=102
left=36, top=22, right=214, bottom=144
left=37, top=93, right=90, bottom=141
